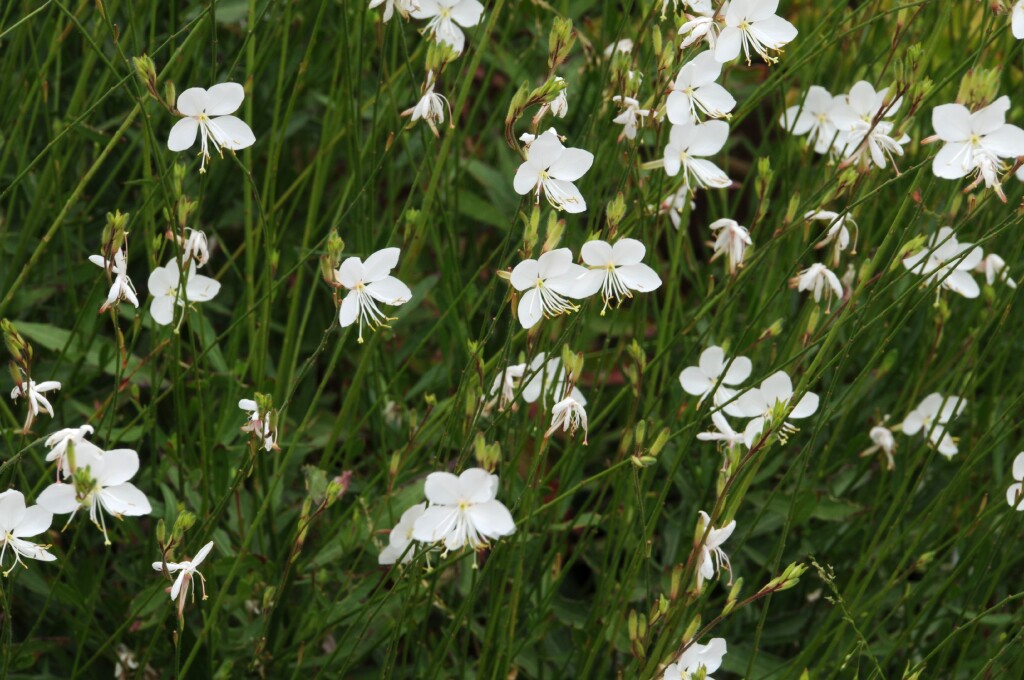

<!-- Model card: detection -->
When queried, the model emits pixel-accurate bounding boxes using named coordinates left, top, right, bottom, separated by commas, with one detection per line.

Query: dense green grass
left=1, top=0, right=1024, bottom=677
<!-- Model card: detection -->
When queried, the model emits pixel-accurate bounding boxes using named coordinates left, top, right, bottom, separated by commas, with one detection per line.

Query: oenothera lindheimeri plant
left=2, top=1, right=1024, bottom=678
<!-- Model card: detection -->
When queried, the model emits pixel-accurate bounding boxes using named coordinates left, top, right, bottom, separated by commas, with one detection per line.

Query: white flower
left=334, top=247, right=413, bottom=343
left=697, top=412, right=747, bottom=450
left=89, top=250, right=139, bottom=313
left=1006, top=452, right=1024, bottom=510
left=666, top=51, right=736, bottom=124
left=412, top=468, right=516, bottom=552
left=862, top=425, right=896, bottom=470
left=521, top=353, right=586, bottom=408
left=902, top=393, right=966, bottom=457
left=0, top=490, right=56, bottom=575
left=177, top=228, right=210, bottom=268
left=696, top=510, right=735, bottom=592
left=679, top=345, right=752, bottom=408
left=411, top=0, right=484, bottom=54
left=152, top=541, right=214, bottom=618
left=488, top=363, right=526, bottom=411
left=11, top=373, right=61, bottom=431
left=148, top=258, right=221, bottom=327
left=790, top=263, right=843, bottom=309
left=733, top=371, right=820, bottom=447
left=550, top=78, right=569, bottom=118
left=976, top=253, right=1017, bottom=289
left=37, top=446, right=152, bottom=544
left=114, top=644, right=139, bottom=678
left=708, top=218, right=751, bottom=273
left=509, top=248, right=592, bottom=329
left=578, top=238, right=662, bottom=313
left=677, top=2, right=718, bottom=50
left=44, top=424, right=103, bottom=479
left=930, top=96, right=1024, bottom=199
left=369, top=0, right=420, bottom=22
left=1015, top=2, right=1024, bottom=40
left=659, top=186, right=695, bottom=230
left=663, top=637, right=727, bottom=680
left=379, top=503, right=427, bottom=565
left=402, top=71, right=452, bottom=137
left=612, top=96, right=651, bottom=141
left=513, top=129, right=594, bottom=213
left=902, top=227, right=984, bottom=299
left=545, top=396, right=589, bottom=444
left=663, top=120, right=731, bottom=191
left=714, top=0, right=798, bottom=65
left=603, top=39, right=634, bottom=56
left=167, top=83, right=255, bottom=173
left=831, top=81, right=910, bottom=169
left=780, top=86, right=843, bottom=154
left=806, top=210, right=857, bottom=266
left=239, top=399, right=278, bottom=452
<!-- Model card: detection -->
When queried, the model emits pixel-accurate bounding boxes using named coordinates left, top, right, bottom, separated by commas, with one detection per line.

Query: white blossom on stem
left=708, top=218, right=751, bottom=274
left=412, top=468, right=516, bottom=552
left=334, top=248, right=413, bottom=343
left=167, top=83, right=255, bottom=173
left=89, top=250, right=139, bottom=313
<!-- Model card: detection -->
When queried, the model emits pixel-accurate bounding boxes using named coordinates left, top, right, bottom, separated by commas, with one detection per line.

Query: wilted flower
left=379, top=503, right=427, bottom=565
left=10, top=372, right=61, bottom=432
left=0, top=490, right=56, bottom=575
left=509, top=248, right=592, bottom=329
left=334, top=248, right=413, bottom=343
left=861, top=424, right=896, bottom=470
left=402, top=71, right=452, bottom=137
left=153, top=541, right=214, bottom=619
left=790, top=263, right=843, bottom=310
left=545, top=396, right=589, bottom=444
left=550, top=78, right=569, bottom=118
left=167, top=83, right=255, bottom=173
left=976, top=253, right=1017, bottom=289
left=709, top=218, right=751, bottom=273
left=513, top=129, right=594, bottom=213
left=902, top=393, right=966, bottom=457
left=176, top=228, right=210, bottom=268
left=521, top=353, right=586, bottom=408
left=148, top=258, right=221, bottom=327
left=487, top=363, right=526, bottom=412
left=44, top=424, right=103, bottom=479
left=696, top=510, right=735, bottom=592
left=89, top=250, right=139, bottom=313
left=806, top=210, right=857, bottom=266
left=239, top=398, right=279, bottom=452
left=412, top=468, right=516, bottom=552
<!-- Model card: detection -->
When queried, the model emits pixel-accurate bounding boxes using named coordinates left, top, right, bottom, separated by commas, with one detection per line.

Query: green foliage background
left=1, top=0, right=1023, bottom=677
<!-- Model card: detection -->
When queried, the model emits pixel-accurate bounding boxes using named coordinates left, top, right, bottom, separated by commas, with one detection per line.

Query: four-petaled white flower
left=545, top=396, right=589, bottom=444
left=578, top=238, right=662, bottom=313
left=733, top=371, right=820, bottom=447
left=89, top=250, right=139, bottom=313
left=977, top=253, right=1017, bottom=289
left=612, top=96, right=651, bottom=141
left=0, top=489, right=56, bottom=575
left=714, top=0, right=798, bottom=65
left=679, top=345, right=752, bottom=408
left=513, top=129, right=594, bottom=213
left=806, top=210, right=857, bottom=266
left=930, top=95, right=1024, bottom=200
left=153, top=541, right=214, bottom=619
left=44, top=424, right=102, bottom=479
left=663, top=120, right=731, bottom=191
left=412, top=468, right=516, bottom=552
left=902, top=227, right=983, bottom=299
left=831, top=81, right=910, bottom=170
left=663, top=637, right=727, bottom=680
left=510, top=248, right=592, bottom=329
left=402, top=71, right=452, bottom=137
left=902, top=393, right=966, bottom=457
left=167, top=83, right=255, bottom=173
left=666, top=51, right=736, bottom=124
left=696, top=510, right=735, bottom=592
left=412, top=0, right=484, bottom=54
left=369, top=0, right=420, bottom=23
left=11, top=372, right=62, bottom=431
left=239, top=399, right=279, bottom=452
left=1006, top=452, right=1024, bottom=510
left=790, top=263, right=844, bottom=310
left=379, top=502, right=427, bottom=565
left=148, top=258, right=222, bottom=327
left=780, top=85, right=842, bottom=155
left=709, top=218, right=751, bottom=274
left=334, top=247, right=413, bottom=343
left=38, top=446, right=152, bottom=544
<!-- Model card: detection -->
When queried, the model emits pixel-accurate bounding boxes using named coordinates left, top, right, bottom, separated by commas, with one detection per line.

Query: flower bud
left=2, top=319, right=30, bottom=365
left=547, top=17, right=575, bottom=69
left=606, top=192, right=626, bottom=231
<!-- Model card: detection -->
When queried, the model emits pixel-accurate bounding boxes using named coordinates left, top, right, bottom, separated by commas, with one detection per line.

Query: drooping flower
left=861, top=425, right=896, bottom=470
left=806, top=210, right=857, bottom=266
left=89, top=249, right=139, bottom=313
left=239, top=398, right=279, bottom=452
left=369, top=0, right=420, bottom=23
left=10, top=372, right=61, bottom=431
left=513, top=129, right=594, bottom=213
left=790, top=263, right=844, bottom=310
left=666, top=50, right=736, bottom=124
left=37, top=446, right=152, bottom=544
left=379, top=503, right=427, bottom=565
left=509, top=248, right=592, bottom=329
left=603, top=39, right=634, bottom=56
left=713, top=0, right=798, bottom=65
left=733, top=371, right=820, bottom=447
left=659, top=186, right=694, bottom=230
left=176, top=228, right=210, bottom=268
left=334, top=248, right=413, bottom=343
left=402, top=71, right=452, bottom=137
left=578, top=238, right=662, bottom=313
left=411, top=0, right=484, bottom=54
left=545, top=396, right=589, bottom=444
left=663, top=120, right=731, bottom=191
left=976, top=253, right=1017, bottom=289
left=679, top=345, right=752, bottom=408
left=696, top=510, right=735, bottom=592
left=663, top=637, right=728, bottom=680
left=902, top=227, right=983, bottom=299
left=697, top=411, right=747, bottom=450
left=167, top=83, right=255, bottom=173
left=611, top=96, right=651, bottom=141
left=521, top=353, right=586, bottom=407
left=708, top=218, right=751, bottom=273
left=152, top=541, right=214, bottom=619
left=44, top=424, right=103, bottom=479
left=0, top=490, right=56, bottom=575
left=831, top=81, right=910, bottom=170
left=902, top=393, right=966, bottom=457
left=487, top=363, right=526, bottom=412
left=550, top=78, right=569, bottom=118
left=1014, top=2, right=1024, bottom=40
left=412, top=468, right=516, bottom=552
left=1006, top=452, right=1024, bottom=510
left=780, top=86, right=843, bottom=155
left=677, top=1, right=718, bottom=50
left=930, top=96, right=1024, bottom=200
left=148, top=258, right=221, bottom=327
